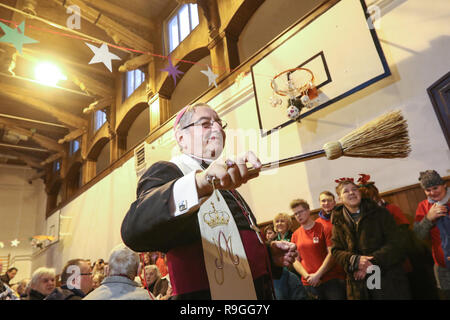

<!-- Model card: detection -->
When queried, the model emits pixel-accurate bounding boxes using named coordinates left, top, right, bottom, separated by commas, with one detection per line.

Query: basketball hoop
left=271, top=67, right=315, bottom=97
left=269, top=67, right=320, bottom=120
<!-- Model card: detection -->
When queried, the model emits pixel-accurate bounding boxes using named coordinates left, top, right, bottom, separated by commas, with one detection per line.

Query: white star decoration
left=85, top=42, right=121, bottom=72
left=200, top=65, right=218, bottom=88
left=11, top=239, right=20, bottom=247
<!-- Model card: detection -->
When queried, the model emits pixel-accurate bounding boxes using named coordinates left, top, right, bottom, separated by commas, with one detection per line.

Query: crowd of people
left=262, top=170, right=449, bottom=300
left=0, top=246, right=172, bottom=300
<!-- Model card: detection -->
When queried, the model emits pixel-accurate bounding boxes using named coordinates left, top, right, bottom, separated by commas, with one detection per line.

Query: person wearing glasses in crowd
left=45, top=259, right=92, bottom=300
left=121, top=102, right=297, bottom=300
left=290, top=199, right=346, bottom=300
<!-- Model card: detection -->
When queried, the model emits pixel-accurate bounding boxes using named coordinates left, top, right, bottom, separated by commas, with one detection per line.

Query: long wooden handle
left=246, top=149, right=327, bottom=179
left=259, top=149, right=326, bottom=172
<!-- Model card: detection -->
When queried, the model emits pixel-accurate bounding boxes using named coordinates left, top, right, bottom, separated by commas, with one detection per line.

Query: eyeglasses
left=293, top=209, right=308, bottom=216
left=181, top=118, right=227, bottom=130
left=81, top=272, right=92, bottom=276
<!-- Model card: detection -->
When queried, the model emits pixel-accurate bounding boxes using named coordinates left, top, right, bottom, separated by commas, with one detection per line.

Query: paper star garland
left=200, top=65, right=218, bottom=88
left=85, top=42, right=121, bottom=72
left=0, top=21, right=39, bottom=54
left=10, top=239, right=20, bottom=247
left=161, top=55, right=184, bottom=86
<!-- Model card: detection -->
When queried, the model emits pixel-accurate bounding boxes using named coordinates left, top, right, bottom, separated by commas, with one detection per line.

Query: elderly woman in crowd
left=273, top=212, right=294, bottom=241
left=25, top=267, right=56, bottom=300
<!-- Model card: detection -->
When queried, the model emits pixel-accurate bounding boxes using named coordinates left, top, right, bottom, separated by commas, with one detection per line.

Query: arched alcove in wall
left=126, top=107, right=149, bottom=151
left=237, top=0, right=323, bottom=62
left=46, top=178, right=62, bottom=211
left=116, top=102, right=149, bottom=152
left=170, top=54, right=212, bottom=114
left=86, top=136, right=111, bottom=176
left=96, top=141, right=110, bottom=175
left=65, top=161, right=82, bottom=198
left=158, top=47, right=210, bottom=113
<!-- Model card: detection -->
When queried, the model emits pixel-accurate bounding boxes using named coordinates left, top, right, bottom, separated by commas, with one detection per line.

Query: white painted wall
left=0, top=166, right=47, bottom=282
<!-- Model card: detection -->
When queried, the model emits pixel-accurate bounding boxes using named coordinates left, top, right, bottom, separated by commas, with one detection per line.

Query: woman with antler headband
left=330, top=178, right=411, bottom=300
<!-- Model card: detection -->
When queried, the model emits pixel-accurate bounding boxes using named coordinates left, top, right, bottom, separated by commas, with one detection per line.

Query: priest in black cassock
left=121, top=103, right=298, bottom=300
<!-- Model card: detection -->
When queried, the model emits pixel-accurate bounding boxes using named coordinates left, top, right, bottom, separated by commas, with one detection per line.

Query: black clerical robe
left=121, top=161, right=277, bottom=299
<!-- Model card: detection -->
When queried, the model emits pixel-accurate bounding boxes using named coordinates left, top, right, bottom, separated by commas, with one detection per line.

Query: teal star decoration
left=0, top=21, right=39, bottom=54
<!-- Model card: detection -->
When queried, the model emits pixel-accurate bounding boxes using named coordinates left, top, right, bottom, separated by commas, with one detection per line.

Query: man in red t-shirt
left=414, top=170, right=450, bottom=299
left=290, top=199, right=346, bottom=300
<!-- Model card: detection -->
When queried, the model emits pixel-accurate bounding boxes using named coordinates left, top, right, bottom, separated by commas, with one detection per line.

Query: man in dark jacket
left=121, top=103, right=298, bottom=299
left=46, top=259, right=92, bottom=300
left=331, top=179, right=411, bottom=300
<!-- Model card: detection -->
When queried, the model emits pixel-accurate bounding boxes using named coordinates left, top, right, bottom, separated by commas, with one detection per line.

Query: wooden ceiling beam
left=51, top=0, right=154, bottom=53
left=0, top=82, right=88, bottom=129
left=58, top=128, right=85, bottom=144
left=0, top=118, right=65, bottom=153
left=40, top=152, right=64, bottom=166
left=119, top=54, right=153, bottom=72
left=81, top=0, right=155, bottom=31
left=82, top=97, right=113, bottom=114
left=28, top=169, right=46, bottom=182
left=5, top=149, right=44, bottom=169
left=67, top=71, right=114, bottom=98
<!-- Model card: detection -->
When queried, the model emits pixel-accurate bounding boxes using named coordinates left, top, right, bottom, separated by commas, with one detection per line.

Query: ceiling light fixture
left=34, top=62, right=67, bottom=86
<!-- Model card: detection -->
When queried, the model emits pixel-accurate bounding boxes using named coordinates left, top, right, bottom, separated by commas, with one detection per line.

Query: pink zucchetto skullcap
left=174, top=105, right=192, bottom=131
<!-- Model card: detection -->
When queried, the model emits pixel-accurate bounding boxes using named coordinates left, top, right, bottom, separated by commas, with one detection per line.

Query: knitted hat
left=418, top=170, right=444, bottom=189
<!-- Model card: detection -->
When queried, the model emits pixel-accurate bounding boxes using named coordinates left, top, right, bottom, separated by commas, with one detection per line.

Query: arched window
left=167, top=3, right=199, bottom=52
left=94, top=109, right=107, bottom=131
left=123, top=69, right=146, bottom=101
left=69, top=139, right=80, bottom=155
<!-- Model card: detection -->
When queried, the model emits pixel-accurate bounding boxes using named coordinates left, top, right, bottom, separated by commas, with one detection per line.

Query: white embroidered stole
left=171, top=154, right=257, bottom=300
